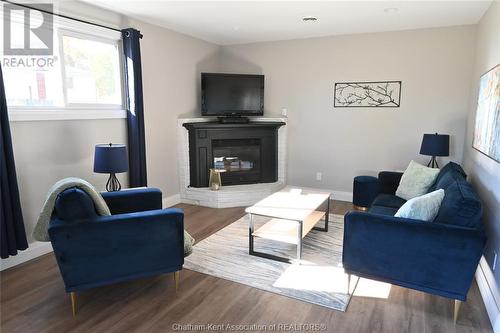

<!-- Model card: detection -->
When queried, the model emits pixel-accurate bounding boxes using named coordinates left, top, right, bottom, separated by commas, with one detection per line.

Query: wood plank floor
left=0, top=201, right=492, bottom=333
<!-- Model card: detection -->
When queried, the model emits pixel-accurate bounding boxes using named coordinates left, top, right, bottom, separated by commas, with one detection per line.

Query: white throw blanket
left=32, top=177, right=111, bottom=242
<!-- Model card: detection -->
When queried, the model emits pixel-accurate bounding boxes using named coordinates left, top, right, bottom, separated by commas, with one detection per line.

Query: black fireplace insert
left=183, top=122, right=285, bottom=187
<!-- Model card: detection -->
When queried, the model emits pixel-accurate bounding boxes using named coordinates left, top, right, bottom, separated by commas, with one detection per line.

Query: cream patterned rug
left=184, top=213, right=357, bottom=311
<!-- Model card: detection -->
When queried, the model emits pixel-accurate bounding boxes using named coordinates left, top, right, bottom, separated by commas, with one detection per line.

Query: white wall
left=463, top=1, right=500, bottom=327
left=10, top=120, right=128, bottom=241
left=218, top=25, right=476, bottom=192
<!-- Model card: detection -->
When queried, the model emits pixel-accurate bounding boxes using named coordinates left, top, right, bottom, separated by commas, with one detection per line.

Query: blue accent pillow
left=395, top=161, right=439, bottom=200
left=395, top=189, right=445, bottom=221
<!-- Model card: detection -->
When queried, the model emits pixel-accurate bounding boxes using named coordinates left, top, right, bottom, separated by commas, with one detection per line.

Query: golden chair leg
left=454, top=300, right=462, bottom=324
left=174, top=271, right=180, bottom=292
left=70, top=292, right=77, bottom=317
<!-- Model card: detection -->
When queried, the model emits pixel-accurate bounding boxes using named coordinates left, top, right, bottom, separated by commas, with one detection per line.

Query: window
left=61, top=32, right=122, bottom=106
left=2, top=8, right=125, bottom=120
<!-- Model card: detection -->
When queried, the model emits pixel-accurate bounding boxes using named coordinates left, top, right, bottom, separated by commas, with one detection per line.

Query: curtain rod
left=2, top=0, right=122, bottom=33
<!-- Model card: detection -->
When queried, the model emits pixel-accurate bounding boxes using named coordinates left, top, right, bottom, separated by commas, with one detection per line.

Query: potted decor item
left=209, top=168, right=223, bottom=191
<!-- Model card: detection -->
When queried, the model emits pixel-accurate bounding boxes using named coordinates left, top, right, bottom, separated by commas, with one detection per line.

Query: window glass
left=62, top=34, right=122, bottom=106
left=2, top=11, right=123, bottom=111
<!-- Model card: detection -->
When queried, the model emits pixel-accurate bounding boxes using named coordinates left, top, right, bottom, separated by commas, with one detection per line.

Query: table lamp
left=94, top=143, right=129, bottom=191
left=419, top=133, right=449, bottom=168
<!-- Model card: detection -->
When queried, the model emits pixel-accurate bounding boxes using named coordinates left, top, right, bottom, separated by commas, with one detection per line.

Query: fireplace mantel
left=177, top=117, right=287, bottom=208
left=182, top=121, right=285, bottom=130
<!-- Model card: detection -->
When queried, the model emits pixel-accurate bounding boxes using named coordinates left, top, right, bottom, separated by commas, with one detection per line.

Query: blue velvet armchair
left=48, top=187, right=184, bottom=315
left=343, top=163, right=486, bottom=322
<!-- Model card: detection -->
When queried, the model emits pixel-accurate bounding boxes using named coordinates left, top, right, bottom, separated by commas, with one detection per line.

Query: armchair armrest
left=101, top=187, right=163, bottom=214
left=378, top=171, right=403, bottom=195
left=343, top=211, right=486, bottom=300
left=49, top=208, right=184, bottom=292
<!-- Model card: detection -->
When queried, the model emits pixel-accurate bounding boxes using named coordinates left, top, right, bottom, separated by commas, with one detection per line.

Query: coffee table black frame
left=248, top=198, right=330, bottom=264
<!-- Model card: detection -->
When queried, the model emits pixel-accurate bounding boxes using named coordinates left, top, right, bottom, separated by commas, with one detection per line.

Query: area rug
left=184, top=213, right=358, bottom=311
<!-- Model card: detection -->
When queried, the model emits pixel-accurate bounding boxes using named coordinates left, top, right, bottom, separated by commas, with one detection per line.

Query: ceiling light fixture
left=384, top=7, right=399, bottom=14
left=302, top=16, right=318, bottom=22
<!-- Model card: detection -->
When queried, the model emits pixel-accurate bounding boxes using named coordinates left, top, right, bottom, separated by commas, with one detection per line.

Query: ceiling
left=82, top=1, right=492, bottom=45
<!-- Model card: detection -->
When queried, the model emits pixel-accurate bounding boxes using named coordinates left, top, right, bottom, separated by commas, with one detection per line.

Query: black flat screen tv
left=201, top=73, right=264, bottom=116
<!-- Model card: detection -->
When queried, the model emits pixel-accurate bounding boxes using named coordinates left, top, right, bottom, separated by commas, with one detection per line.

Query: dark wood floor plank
left=0, top=200, right=492, bottom=333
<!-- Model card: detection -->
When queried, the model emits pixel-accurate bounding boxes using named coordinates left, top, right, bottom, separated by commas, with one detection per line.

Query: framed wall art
left=334, top=81, right=401, bottom=107
left=472, top=64, right=500, bottom=163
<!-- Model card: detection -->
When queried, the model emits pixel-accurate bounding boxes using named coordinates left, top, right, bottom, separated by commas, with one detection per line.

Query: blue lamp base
left=106, top=173, right=122, bottom=192
left=427, top=156, right=440, bottom=168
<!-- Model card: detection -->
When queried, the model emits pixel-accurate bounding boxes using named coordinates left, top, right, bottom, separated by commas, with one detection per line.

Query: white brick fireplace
left=177, top=117, right=287, bottom=208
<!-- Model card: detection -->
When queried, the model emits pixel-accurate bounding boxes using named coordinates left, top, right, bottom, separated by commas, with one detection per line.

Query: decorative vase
left=209, top=168, right=222, bottom=191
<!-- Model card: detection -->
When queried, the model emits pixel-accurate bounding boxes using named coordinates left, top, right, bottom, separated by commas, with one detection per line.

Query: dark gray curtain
left=122, top=28, right=147, bottom=187
left=0, top=64, right=28, bottom=259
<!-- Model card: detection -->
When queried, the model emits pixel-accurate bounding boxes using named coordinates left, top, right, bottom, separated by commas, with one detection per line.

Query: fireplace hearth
left=183, top=121, right=285, bottom=188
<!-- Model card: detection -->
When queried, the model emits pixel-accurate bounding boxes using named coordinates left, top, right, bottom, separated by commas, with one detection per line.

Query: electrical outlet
left=494, top=251, right=498, bottom=271
left=316, top=172, right=322, bottom=181
left=281, top=107, right=288, bottom=116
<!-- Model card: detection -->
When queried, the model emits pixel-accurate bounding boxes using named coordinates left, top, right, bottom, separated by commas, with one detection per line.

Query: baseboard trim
left=287, top=186, right=353, bottom=203
left=0, top=242, right=53, bottom=271
left=330, top=190, right=353, bottom=202
left=179, top=187, right=353, bottom=207
left=1, top=193, right=183, bottom=272
left=0, top=189, right=348, bottom=271
left=163, top=194, right=181, bottom=208
left=476, top=256, right=500, bottom=332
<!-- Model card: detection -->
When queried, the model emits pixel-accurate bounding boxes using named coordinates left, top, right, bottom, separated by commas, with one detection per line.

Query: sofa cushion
left=372, top=194, right=407, bottom=209
left=55, top=187, right=99, bottom=221
left=438, top=162, right=467, bottom=180
left=378, top=171, right=403, bottom=195
left=434, top=180, right=482, bottom=228
left=396, top=161, right=440, bottom=200
left=368, top=205, right=399, bottom=216
left=428, top=162, right=467, bottom=192
left=395, top=189, right=445, bottom=221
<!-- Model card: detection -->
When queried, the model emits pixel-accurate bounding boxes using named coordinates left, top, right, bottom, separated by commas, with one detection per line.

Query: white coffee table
left=245, top=187, right=331, bottom=263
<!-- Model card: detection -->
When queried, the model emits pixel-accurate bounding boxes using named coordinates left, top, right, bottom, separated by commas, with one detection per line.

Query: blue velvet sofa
left=343, top=162, right=486, bottom=319
left=48, top=187, right=184, bottom=314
